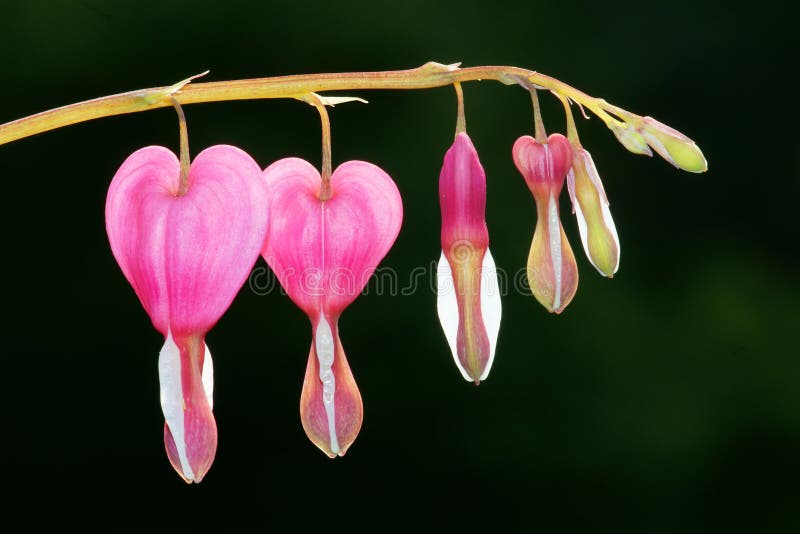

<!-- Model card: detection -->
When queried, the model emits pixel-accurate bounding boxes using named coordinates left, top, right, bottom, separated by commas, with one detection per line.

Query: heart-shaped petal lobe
left=106, top=144, right=269, bottom=335
left=106, top=146, right=176, bottom=333
left=262, top=158, right=402, bottom=316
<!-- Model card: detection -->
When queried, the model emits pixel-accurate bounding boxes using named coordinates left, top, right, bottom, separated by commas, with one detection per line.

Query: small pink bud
left=567, top=146, right=620, bottom=277
left=262, top=157, right=402, bottom=457
left=512, top=134, right=579, bottom=313
left=437, top=132, right=502, bottom=384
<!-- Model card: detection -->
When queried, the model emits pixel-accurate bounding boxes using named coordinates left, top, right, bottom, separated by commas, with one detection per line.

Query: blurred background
left=0, top=0, right=796, bottom=530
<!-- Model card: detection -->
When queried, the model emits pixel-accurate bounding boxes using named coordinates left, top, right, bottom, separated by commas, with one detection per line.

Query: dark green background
left=1, top=0, right=796, bottom=530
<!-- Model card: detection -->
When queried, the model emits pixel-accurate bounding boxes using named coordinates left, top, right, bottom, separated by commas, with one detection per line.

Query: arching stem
left=0, top=63, right=622, bottom=147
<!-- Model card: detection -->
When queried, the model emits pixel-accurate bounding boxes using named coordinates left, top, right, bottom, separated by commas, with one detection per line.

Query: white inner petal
left=436, top=251, right=471, bottom=382
left=642, top=132, right=675, bottom=167
left=601, top=200, right=620, bottom=274
left=548, top=193, right=563, bottom=312
left=479, top=248, right=502, bottom=381
left=158, top=331, right=195, bottom=482
left=202, top=343, right=214, bottom=410
left=315, top=316, right=340, bottom=455
left=573, top=190, right=593, bottom=272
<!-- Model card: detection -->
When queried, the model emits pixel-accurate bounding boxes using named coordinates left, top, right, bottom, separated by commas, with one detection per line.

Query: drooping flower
left=512, top=134, right=579, bottom=313
left=106, top=145, right=269, bottom=482
left=262, top=157, right=402, bottom=457
left=567, top=145, right=620, bottom=277
left=436, top=132, right=501, bottom=384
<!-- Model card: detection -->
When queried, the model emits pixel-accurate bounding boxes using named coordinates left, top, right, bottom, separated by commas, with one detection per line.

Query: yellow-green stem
left=530, top=88, right=547, bottom=143
left=0, top=62, right=616, bottom=146
left=557, top=95, right=580, bottom=146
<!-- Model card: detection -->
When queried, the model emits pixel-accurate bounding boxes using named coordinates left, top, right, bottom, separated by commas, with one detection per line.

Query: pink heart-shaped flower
left=106, top=144, right=269, bottom=482
left=262, top=157, right=402, bottom=457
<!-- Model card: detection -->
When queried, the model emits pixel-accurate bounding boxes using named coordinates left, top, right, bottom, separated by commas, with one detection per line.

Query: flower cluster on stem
left=0, top=62, right=707, bottom=481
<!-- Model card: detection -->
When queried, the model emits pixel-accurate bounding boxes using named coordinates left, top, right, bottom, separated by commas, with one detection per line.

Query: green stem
left=557, top=94, right=580, bottom=146
left=0, top=62, right=616, bottom=146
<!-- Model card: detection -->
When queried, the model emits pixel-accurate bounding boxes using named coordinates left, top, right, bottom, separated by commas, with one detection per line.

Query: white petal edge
left=315, top=316, right=340, bottom=455
left=436, top=251, right=471, bottom=382
left=202, top=343, right=214, bottom=410
left=158, top=331, right=195, bottom=482
left=547, top=193, right=563, bottom=312
left=479, top=248, right=502, bottom=381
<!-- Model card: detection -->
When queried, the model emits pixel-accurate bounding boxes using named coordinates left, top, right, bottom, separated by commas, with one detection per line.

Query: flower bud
left=640, top=116, right=707, bottom=173
left=437, top=132, right=502, bottom=384
left=609, top=121, right=653, bottom=156
left=512, top=134, right=579, bottom=313
left=567, top=147, right=620, bottom=277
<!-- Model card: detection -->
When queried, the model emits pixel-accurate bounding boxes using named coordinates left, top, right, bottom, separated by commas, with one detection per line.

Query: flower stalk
left=170, top=97, right=191, bottom=196
left=0, top=62, right=646, bottom=147
left=300, top=93, right=334, bottom=201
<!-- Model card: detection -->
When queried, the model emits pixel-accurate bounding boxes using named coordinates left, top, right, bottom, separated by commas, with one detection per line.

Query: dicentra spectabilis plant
left=0, top=62, right=707, bottom=482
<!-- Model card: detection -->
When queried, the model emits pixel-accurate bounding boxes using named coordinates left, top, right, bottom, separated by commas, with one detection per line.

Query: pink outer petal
left=166, top=145, right=270, bottom=336
left=300, top=317, right=362, bottom=458
left=439, top=132, right=489, bottom=248
left=162, top=333, right=217, bottom=483
left=106, top=146, right=177, bottom=334
left=106, top=145, right=269, bottom=336
left=437, top=133, right=497, bottom=383
left=512, top=134, right=573, bottom=198
left=262, top=158, right=403, bottom=317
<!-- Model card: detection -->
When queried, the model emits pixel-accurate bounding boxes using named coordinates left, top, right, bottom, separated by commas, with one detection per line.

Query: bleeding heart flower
left=262, top=157, right=402, bottom=457
left=512, top=134, right=579, bottom=313
left=436, top=132, right=501, bottom=384
left=106, top=145, right=269, bottom=483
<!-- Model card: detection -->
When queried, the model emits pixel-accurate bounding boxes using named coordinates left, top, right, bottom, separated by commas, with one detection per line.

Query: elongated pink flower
left=106, top=145, right=269, bottom=483
left=437, top=132, right=501, bottom=384
left=262, top=158, right=402, bottom=457
left=513, top=134, right=579, bottom=313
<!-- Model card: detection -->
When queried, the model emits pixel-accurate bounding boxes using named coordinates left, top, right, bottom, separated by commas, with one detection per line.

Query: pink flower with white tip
left=106, top=144, right=269, bottom=482
left=262, top=157, right=402, bottom=457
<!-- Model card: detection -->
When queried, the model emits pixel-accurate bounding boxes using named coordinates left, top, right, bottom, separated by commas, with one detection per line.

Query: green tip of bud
left=640, top=116, right=708, bottom=173
left=660, top=138, right=708, bottom=173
